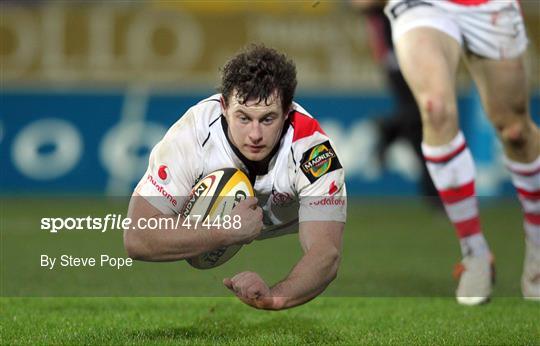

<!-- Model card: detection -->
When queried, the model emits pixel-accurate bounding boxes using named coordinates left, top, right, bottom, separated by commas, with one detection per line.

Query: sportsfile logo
left=147, top=175, right=177, bottom=207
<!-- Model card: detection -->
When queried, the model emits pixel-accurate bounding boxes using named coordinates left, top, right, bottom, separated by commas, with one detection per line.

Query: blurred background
left=2, top=1, right=540, bottom=298
left=1, top=0, right=539, bottom=196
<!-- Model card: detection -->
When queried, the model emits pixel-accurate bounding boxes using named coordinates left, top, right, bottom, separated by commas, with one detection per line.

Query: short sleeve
left=134, top=109, right=202, bottom=215
left=295, top=137, right=347, bottom=223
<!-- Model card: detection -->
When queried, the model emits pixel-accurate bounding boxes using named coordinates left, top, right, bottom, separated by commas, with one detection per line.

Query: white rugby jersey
left=135, top=94, right=347, bottom=240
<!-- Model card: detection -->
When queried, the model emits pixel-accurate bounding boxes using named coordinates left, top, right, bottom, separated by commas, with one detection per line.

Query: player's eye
left=262, top=117, right=274, bottom=125
left=238, top=115, right=249, bottom=123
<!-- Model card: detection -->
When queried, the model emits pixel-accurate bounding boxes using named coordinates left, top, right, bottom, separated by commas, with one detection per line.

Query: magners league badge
left=300, top=140, right=342, bottom=183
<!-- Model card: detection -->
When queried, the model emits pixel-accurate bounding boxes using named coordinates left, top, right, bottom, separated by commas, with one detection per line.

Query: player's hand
left=223, top=271, right=283, bottom=310
left=229, top=197, right=263, bottom=245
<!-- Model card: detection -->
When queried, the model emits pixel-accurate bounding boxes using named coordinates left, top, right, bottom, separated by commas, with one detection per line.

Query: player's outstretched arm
left=124, top=193, right=262, bottom=261
left=223, top=220, right=343, bottom=310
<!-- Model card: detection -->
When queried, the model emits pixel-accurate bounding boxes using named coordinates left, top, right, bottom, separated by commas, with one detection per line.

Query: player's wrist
left=213, top=227, right=245, bottom=247
left=206, top=227, right=233, bottom=247
left=264, top=294, right=288, bottom=310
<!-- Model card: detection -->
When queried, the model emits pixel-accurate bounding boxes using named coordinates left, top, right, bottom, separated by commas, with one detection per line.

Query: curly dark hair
left=219, top=44, right=297, bottom=113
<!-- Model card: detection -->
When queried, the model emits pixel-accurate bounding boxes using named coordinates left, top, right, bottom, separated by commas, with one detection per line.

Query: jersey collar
left=220, top=115, right=289, bottom=181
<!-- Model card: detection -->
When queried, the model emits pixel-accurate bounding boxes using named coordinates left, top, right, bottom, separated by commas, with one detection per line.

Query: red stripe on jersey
left=517, top=187, right=540, bottom=200
left=439, top=181, right=475, bottom=203
left=525, top=213, right=540, bottom=225
left=424, top=142, right=467, bottom=163
left=290, top=111, right=326, bottom=142
left=507, top=165, right=540, bottom=177
left=455, top=217, right=482, bottom=238
left=448, top=0, right=489, bottom=5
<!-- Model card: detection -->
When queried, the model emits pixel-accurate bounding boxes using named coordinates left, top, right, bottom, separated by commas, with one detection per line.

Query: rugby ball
left=181, top=168, right=254, bottom=269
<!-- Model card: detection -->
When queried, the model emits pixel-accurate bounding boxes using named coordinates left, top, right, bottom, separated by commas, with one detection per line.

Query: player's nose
left=248, top=123, right=263, bottom=143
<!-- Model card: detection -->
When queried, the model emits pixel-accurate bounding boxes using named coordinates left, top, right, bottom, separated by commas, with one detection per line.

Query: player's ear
left=220, top=96, right=228, bottom=113
left=284, top=106, right=293, bottom=120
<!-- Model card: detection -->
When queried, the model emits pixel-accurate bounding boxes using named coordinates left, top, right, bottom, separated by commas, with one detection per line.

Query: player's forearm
left=269, top=244, right=341, bottom=310
left=124, top=216, right=231, bottom=261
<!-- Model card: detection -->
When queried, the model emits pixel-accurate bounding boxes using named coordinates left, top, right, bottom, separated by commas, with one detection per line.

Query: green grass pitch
left=1, top=198, right=539, bottom=344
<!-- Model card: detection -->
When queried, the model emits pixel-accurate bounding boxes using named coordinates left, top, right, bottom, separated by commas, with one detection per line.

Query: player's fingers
left=226, top=281, right=243, bottom=297
left=223, top=278, right=233, bottom=290
left=246, top=283, right=263, bottom=300
left=246, top=207, right=262, bottom=226
left=231, top=271, right=250, bottom=282
left=229, top=272, right=249, bottom=295
left=244, top=197, right=258, bottom=209
left=254, top=206, right=263, bottom=218
left=232, top=283, right=243, bottom=297
left=238, top=277, right=253, bottom=298
left=245, top=271, right=260, bottom=282
left=243, top=272, right=261, bottom=287
left=239, top=273, right=259, bottom=298
left=233, top=198, right=257, bottom=213
left=243, top=274, right=266, bottom=299
left=238, top=197, right=256, bottom=209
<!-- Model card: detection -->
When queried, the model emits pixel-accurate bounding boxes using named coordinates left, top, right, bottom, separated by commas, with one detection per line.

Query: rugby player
left=385, top=0, right=540, bottom=304
left=124, top=45, right=347, bottom=310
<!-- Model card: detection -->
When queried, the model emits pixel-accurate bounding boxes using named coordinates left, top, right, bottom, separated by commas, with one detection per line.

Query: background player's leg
left=364, top=6, right=437, bottom=198
left=465, top=55, right=540, bottom=162
left=395, top=28, right=460, bottom=146
left=395, top=28, right=492, bottom=305
left=466, top=54, right=540, bottom=300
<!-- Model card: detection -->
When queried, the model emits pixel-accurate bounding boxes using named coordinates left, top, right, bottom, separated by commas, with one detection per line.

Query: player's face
left=223, top=91, right=288, bottom=161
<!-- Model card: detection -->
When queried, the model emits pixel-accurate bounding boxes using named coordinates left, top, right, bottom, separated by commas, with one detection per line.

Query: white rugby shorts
left=385, top=0, right=528, bottom=60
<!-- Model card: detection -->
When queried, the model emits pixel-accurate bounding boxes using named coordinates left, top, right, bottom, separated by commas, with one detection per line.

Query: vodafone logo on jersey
left=309, top=196, right=345, bottom=207
left=147, top=174, right=177, bottom=207
left=157, top=165, right=171, bottom=184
